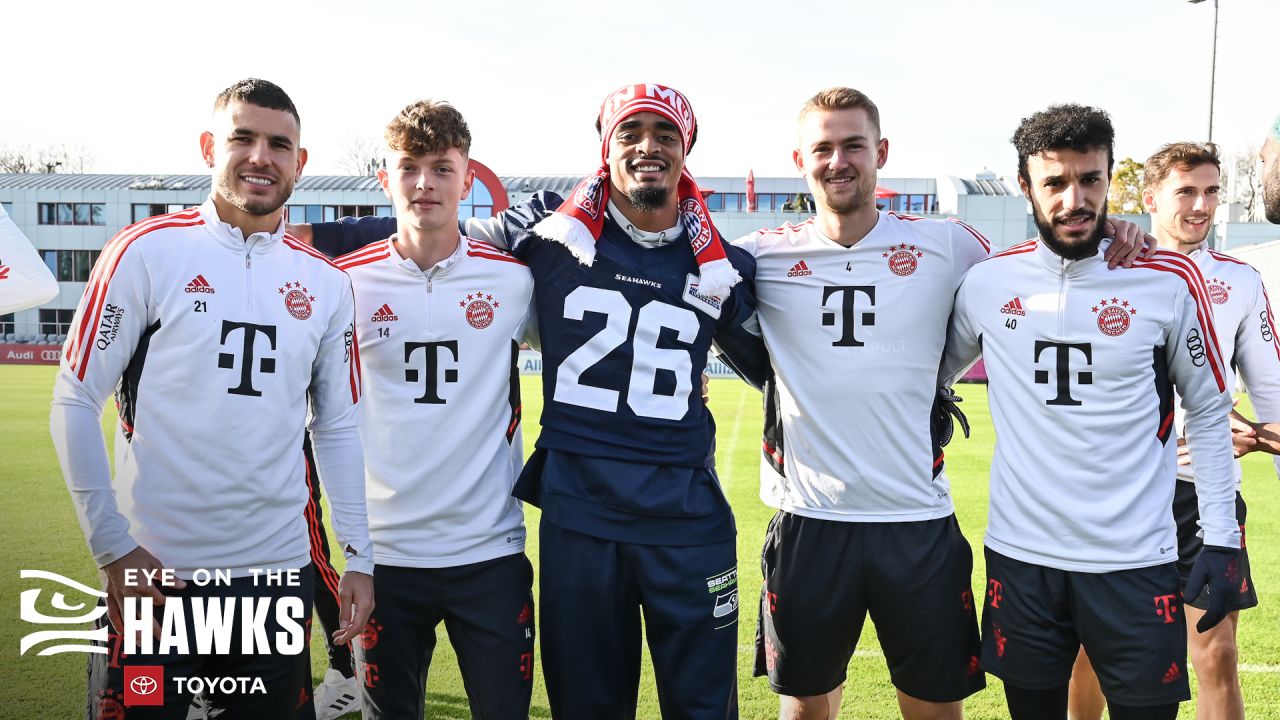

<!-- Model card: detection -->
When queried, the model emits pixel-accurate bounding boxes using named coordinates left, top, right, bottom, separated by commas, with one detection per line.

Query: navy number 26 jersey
left=517, top=220, right=757, bottom=467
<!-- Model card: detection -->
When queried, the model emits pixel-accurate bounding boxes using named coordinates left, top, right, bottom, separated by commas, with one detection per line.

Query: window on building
left=38, top=202, right=106, bottom=225
left=132, top=203, right=190, bottom=223
left=0, top=313, right=14, bottom=336
left=722, top=193, right=743, bottom=212
left=38, top=309, right=76, bottom=337
left=458, top=182, right=495, bottom=220
left=705, top=194, right=723, bottom=211
left=40, top=249, right=99, bottom=282
left=887, top=194, right=937, bottom=214
left=754, top=194, right=773, bottom=212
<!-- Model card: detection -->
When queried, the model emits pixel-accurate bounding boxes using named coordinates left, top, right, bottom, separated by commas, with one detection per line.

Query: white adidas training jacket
left=1174, top=246, right=1280, bottom=485
left=0, top=204, right=58, bottom=315
left=50, top=200, right=372, bottom=578
left=733, top=212, right=991, bottom=521
left=942, top=239, right=1239, bottom=572
left=336, top=236, right=533, bottom=568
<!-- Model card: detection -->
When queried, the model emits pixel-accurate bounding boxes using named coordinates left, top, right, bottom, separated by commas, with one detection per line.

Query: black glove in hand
left=931, top=387, right=970, bottom=448
left=1185, top=545, right=1243, bottom=632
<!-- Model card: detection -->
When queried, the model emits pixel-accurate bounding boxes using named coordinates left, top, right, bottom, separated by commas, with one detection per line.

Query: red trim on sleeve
left=1133, top=252, right=1227, bottom=392
left=948, top=218, right=992, bottom=253
left=67, top=210, right=204, bottom=380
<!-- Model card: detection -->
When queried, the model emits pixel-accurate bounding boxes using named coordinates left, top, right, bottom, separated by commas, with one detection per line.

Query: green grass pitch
left=2, top=365, right=1277, bottom=718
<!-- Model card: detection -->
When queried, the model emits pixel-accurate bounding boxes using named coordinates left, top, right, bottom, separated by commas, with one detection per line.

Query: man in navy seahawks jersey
left=295, top=85, right=762, bottom=719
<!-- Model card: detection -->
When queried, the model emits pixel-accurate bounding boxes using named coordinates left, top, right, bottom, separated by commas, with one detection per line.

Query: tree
left=1107, top=157, right=1144, bottom=215
left=337, top=136, right=384, bottom=176
left=0, top=143, right=94, bottom=173
left=1224, top=145, right=1262, bottom=221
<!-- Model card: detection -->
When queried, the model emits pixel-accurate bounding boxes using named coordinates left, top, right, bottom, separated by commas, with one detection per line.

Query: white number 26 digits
left=554, top=286, right=699, bottom=420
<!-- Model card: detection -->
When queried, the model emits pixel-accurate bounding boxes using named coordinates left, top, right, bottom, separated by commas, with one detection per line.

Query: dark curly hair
left=1012, top=104, right=1114, bottom=182
left=214, top=78, right=300, bottom=127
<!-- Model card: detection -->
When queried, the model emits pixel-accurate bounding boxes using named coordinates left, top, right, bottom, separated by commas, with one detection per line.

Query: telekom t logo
left=1154, top=594, right=1179, bottom=624
left=986, top=579, right=1004, bottom=608
left=1033, top=340, right=1093, bottom=406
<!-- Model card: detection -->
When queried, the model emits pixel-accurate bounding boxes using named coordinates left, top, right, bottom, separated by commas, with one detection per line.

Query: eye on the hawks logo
left=882, top=243, right=923, bottom=276
left=278, top=281, right=314, bottom=320
left=459, top=291, right=499, bottom=329
left=1092, top=296, right=1136, bottom=336
left=1207, top=278, right=1231, bottom=305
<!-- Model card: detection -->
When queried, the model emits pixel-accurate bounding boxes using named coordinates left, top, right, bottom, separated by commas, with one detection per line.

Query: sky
left=2, top=0, right=1276, bottom=182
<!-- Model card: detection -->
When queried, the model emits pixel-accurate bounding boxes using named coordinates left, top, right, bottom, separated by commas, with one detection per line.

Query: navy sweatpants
left=538, top=518, right=739, bottom=720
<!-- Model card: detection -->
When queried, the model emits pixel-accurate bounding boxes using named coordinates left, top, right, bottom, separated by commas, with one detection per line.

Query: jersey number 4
left=555, top=286, right=699, bottom=420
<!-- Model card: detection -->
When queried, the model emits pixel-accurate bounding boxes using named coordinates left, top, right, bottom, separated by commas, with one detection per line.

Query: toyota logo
left=129, top=676, right=158, bottom=696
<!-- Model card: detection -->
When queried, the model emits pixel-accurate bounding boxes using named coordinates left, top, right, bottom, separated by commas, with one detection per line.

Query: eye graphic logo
left=18, top=570, right=109, bottom=656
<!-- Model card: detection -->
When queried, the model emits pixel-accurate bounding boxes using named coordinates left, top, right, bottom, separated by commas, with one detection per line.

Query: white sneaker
left=314, top=668, right=361, bottom=720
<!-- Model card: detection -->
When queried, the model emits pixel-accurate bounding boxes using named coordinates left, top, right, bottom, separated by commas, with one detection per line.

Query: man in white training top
left=50, top=78, right=373, bottom=719
left=941, top=103, right=1241, bottom=720
left=333, top=99, right=536, bottom=720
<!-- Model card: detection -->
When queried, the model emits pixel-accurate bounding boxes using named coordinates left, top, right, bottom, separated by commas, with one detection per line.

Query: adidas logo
left=371, top=303, right=399, bottom=322
left=516, top=603, right=532, bottom=625
left=184, top=274, right=215, bottom=294
left=1162, top=662, right=1181, bottom=684
left=1000, top=297, right=1026, bottom=316
left=0, top=263, right=10, bottom=280
left=787, top=260, right=813, bottom=277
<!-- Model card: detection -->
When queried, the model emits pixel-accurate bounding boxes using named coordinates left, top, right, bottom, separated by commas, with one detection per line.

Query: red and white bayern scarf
left=533, top=83, right=741, bottom=298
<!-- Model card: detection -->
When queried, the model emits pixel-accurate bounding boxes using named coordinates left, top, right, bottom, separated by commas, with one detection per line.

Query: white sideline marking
left=739, top=647, right=1280, bottom=673
left=718, top=381, right=749, bottom=490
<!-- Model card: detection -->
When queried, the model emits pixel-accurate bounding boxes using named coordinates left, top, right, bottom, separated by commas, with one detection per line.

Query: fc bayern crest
left=460, top=291, right=500, bottom=329
left=1208, top=278, right=1231, bottom=305
left=680, top=197, right=712, bottom=255
left=1093, top=296, right=1136, bottom=336
left=883, top=243, right=923, bottom=276
left=574, top=174, right=605, bottom=221
left=278, top=281, right=314, bottom=320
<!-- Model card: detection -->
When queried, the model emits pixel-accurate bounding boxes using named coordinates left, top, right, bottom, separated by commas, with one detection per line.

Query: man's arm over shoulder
left=1165, top=268, right=1239, bottom=549
left=463, top=190, right=564, bottom=258
left=0, top=205, right=59, bottom=314
left=50, top=239, right=153, bottom=567
left=292, top=216, right=397, bottom=260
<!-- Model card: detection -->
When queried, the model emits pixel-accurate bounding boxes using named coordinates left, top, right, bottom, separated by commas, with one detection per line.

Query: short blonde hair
left=799, top=87, right=881, bottom=136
